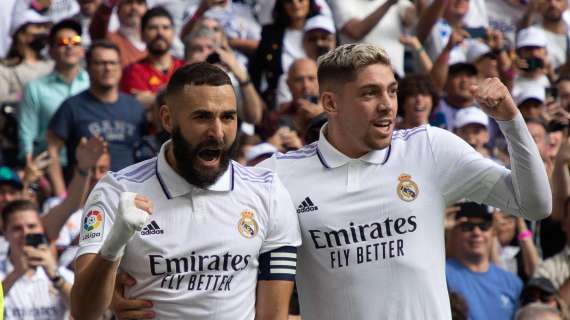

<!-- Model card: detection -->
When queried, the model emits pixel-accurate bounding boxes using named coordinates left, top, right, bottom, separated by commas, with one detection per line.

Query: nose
left=208, top=118, right=224, bottom=140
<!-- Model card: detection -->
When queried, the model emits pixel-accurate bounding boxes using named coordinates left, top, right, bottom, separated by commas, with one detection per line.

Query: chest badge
left=397, top=173, right=419, bottom=202
left=238, top=210, right=259, bottom=239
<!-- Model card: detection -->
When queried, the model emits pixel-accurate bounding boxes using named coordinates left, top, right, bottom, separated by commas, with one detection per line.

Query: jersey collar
left=316, top=124, right=390, bottom=168
left=156, top=141, right=233, bottom=198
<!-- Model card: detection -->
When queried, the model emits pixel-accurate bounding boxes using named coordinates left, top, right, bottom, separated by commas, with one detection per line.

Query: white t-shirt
left=329, top=0, right=413, bottom=76
left=541, top=27, right=567, bottom=71
left=0, top=258, right=74, bottom=320
left=486, top=0, right=526, bottom=49
left=256, top=0, right=333, bottom=26
left=512, top=74, right=551, bottom=101
left=463, top=0, right=489, bottom=28
left=258, top=114, right=550, bottom=319
left=282, top=29, right=306, bottom=76
left=76, top=141, right=302, bottom=319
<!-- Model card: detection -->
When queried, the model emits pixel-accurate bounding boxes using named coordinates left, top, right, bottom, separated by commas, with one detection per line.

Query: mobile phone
left=305, top=95, right=319, bottom=104
left=25, top=233, right=48, bottom=247
left=464, top=27, right=487, bottom=40
left=206, top=52, right=221, bottom=64
left=546, top=86, right=558, bottom=100
left=524, top=57, right=545, bottom=72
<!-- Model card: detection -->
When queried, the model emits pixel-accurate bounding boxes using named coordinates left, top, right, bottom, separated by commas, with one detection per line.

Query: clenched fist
left=469, top=78, right=519, bottom=121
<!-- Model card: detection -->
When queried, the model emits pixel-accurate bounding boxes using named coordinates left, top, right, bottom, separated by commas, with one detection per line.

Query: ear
left=160, top=104, right=173, bottom=134
left=321, top=91, right=337, bottom=114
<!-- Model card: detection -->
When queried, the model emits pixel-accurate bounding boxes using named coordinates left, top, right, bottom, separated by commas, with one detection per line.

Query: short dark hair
left=2, top=199, right=37, bottom=230
left=397, top=74, right=439, bottom=117
left=141, top=6, right=173, bottom=31
left=48, top=19, right=82, bottom=47
left=166, top=62, right=232, bottom=98
left=272, top=0, right=320, bottom=28
left=85, top=40, right=121, bottom=66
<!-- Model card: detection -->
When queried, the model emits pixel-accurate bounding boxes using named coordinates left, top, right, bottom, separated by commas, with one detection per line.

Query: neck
left=290, top=18, right=305, bottom=30
left=457, top=255, right=489, bottom=272
left=542, top=19, right=565, bottom=34
left=55, top=64, right=81, bottom=84
left=325, top=122, right=367, bottom=158
left=19, top=46, right=39, bottom=63
left=89, top=86, right=119, bottom=103
left=166, top=142, right=183, bottom=176
left=149, top=53, right=172, bottom=70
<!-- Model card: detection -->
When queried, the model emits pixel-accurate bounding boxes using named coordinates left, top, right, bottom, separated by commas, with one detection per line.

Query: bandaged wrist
left=99, top=192, right=150, bottom=261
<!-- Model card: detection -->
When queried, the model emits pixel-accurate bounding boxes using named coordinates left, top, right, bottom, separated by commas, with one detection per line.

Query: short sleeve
left=260, top=174, right=301, bottom=254
left=328, top=0, right=355, bottom=29
left=76, top=173, right=126, bottom=258
left=48, top=98, right=74, bottom=140
left=120, top=64, right=148, bottom=94
left=17, top=83, right=40, bottom=157
left=426, top=126, right=508, bottom=205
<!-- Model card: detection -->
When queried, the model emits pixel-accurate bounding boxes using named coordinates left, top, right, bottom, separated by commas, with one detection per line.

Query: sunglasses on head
left=56, top=35, right=81, bottom=47
left=458, top=221, right=493, bottom=232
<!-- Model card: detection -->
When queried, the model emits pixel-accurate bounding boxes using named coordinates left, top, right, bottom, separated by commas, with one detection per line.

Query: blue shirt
left=48, top=90, right=146, bottom=172
left=17, top=69, right=89, bottom=160
left=446, top=258, right=522, bottom=320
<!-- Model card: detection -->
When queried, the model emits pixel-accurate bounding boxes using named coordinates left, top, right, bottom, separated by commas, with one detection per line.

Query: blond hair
left=317, top=43, right=392, bottom=89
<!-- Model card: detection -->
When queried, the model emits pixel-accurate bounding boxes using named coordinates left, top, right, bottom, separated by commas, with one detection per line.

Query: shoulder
left=391, top=125, right=430, bottom=142
left=275, top=142, right=319, bottom=160
left=109, top=157, right=157, bottom=184
left=123, top=60, right=147, bottom=73
left=118, top=92, right=143, bottom=106
left=232, top=161, right=275, bottom=184
left=489, top=264, right=523, bottom=289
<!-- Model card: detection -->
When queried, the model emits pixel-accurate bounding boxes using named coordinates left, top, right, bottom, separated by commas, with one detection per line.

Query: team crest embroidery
left=397, top=173, right=419, bottom=202
left=237, top=210, right=259, bottom=239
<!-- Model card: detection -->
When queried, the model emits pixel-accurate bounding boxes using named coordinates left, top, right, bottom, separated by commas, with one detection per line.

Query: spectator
left=516, top=86, right=546, bottom=120
left=249, top=0, right=321, bottom=109
left=0, top=0, right=18, bottom=58
left=71, top=0, right=103, bottom=48
left=396, top=73, right=438, bottom=129
left=512, top=27, right=553, bottom=100
left=328, top=0, right=416, bottom=76
left=515, top=302, right=562, bottom=320
left=534, top=195, right=570, bottom=305
left=453, top=106, right=491, bottom=157
left=556, top=76, right=570, bottom=111
left=520, top=277, right=561, bottom=309
left=184, top=27, right=264, bottom=125
left=90, top=0, right=147, bottom=68
left=486, top=0, right=527, bottom=49
left=0, top=200, right=74, bottom=320
left=181, top=0, right=261, bottom=59
left=120, top=6, right=183, bottom=109
left=0, top=10, right=53, bottom=104
left=47, top=40, right=146, bottom=196
left=446, top=202, right=523, bottom=320
left=276, top=14, right=337, bottom=107
left=535, top=0, right=568, bottom=71
left=17, top=19, right=89, bottom=164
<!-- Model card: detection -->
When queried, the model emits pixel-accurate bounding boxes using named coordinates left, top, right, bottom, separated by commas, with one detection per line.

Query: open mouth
left=373, top=119, right=392, bottom=128
left=414, top=106, right=427, bottom=112
left=197, top=148, right=222, bottom=167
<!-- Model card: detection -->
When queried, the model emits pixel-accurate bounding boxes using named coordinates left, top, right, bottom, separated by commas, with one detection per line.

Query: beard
left=147, top=37, right=171, bottom=56
left=171, top=127, right=238, bottom=189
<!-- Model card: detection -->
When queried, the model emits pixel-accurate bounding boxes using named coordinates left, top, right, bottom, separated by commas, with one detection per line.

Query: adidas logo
left=297, top=197, right=318, bottom=214
left=141, top=220, right=164, bottom=235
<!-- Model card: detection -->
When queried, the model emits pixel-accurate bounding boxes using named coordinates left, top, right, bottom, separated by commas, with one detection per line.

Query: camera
left=25, top=233, right=48, bottom=247
left=206, top=52, right=221, bottom=64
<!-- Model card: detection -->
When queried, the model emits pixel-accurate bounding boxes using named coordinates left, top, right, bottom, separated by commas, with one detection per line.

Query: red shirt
left=120, top=57, right=184, bottom=94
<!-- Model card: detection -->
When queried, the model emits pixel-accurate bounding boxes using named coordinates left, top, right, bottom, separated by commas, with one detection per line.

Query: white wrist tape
left=99, top=192, right=150, bottom=261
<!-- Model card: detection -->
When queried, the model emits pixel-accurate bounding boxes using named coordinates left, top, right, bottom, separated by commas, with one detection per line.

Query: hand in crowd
left=22, top=244, right=59, bottom=279
left=486, top=28, right=504, bottom=51
left=544, top=101, right=570, bottom=126
left=399, top=35, right=423, bottom=51
left=268, top=127, right=303, bottom=152
left=444, top=205, right=460, bottom=230
left=296, top=98, right=324, bottom=121
left=470, top=78, right=518, bottom=121
left=75, top=136, right=107, bottom=174
left=445, top=29, right=468, bottom=51
left=555, top=129, right=570, bottom=165
left=215, top=46, right=248, bottom=82
left=111, top=273, right=154, bottom=320
left=23, top=151, right=50, bottom=186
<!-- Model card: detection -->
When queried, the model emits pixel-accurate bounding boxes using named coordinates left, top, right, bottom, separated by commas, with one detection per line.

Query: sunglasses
left=458, top=221, right=493, bottom=232
left=56, top=35, right=82, bottom=47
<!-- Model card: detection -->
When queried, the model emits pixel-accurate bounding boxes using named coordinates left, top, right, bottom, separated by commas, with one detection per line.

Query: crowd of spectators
left=0, top=0, right=569, bottom=319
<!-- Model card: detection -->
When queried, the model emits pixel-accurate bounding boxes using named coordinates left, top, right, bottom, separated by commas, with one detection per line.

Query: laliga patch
left=397, top=173, right=419, bottom=202
left=237, top=210, right=259, bottom=239
left=80, top=205, right=105, bottom=244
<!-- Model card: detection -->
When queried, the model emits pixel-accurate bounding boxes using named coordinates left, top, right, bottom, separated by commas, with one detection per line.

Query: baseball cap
left=466, top=41, right=492, bottom=64
left=304, top=15, right=336, bottom=34
left=524, top=277, right=557, bottom=295
left=0, top=167, right=22, bottom=190
left=454, top=107, right=489, bottom=129
left=455, top=202, right=491, bottom=221
left=10, top=10, right=51, bottom=36
left=515, top=85, right=545, bottom=106
left=516, top=27, right=547, bottom=49
left=245, top=143, right=278, bottom=163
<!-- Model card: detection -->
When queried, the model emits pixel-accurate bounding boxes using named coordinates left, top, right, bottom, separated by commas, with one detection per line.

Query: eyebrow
left=358, top=81, right=398, bottom=90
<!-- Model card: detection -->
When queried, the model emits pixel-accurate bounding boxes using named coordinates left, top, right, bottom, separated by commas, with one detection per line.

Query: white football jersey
left=77, top=142, right=302, bottom=319
left=259, top=117, right=548, bottom=320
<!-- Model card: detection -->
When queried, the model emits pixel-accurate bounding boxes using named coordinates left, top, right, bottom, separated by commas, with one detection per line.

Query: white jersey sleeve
left=76, top=173, right=126, bottom=258
left=428, top=113, right=551, bottom=220
left=259, top=174, right=302, bottom=254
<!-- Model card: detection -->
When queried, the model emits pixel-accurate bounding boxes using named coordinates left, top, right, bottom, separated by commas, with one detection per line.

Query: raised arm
left=416, top=0, right=448, bottom=44
left=340, top=0, right=399, bottom=40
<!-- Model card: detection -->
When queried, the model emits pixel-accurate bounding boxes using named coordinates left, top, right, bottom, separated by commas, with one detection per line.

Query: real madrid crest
left=238, top=210, right=259, bottom=239
left=397, top=173, right=419, bottom=202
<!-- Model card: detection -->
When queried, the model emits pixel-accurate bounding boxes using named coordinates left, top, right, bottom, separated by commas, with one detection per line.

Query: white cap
left=516, top=27, right=547, bottom=49
left=304, top=15, right=336, bottom=34
left=515, top=85, right=545, bottom=105
left=454, top=107, right=489, bottom=129
left=245, top=143, right=278, bottom=162
left=466, top=41, right=492, bottom=63
left=11, top=10, right=51, bottom=36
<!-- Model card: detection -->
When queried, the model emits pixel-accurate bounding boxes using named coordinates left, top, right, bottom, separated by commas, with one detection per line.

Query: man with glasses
left=446, top=202, right=523, bottom=320
left=47, top=40, right=146, bottom=196
left=18, top=19, right=90, bottom=194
